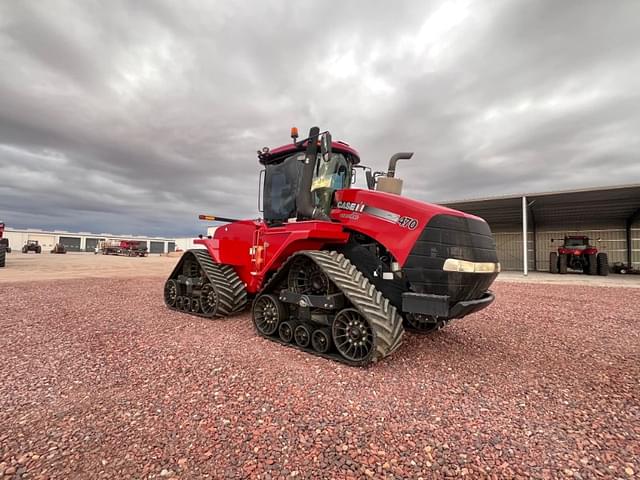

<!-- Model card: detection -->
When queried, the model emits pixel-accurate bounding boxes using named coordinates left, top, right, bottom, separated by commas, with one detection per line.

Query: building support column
left=522, top=195, right=528, bottom=276
left=627, top=208, right=640, bottom=267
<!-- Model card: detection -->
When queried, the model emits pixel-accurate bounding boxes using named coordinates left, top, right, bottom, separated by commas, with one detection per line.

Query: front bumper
left=401, top=290, right=495, bottom=320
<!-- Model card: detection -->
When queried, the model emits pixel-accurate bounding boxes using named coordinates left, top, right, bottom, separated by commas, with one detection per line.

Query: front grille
left=403, top=214, right=498, bottom=303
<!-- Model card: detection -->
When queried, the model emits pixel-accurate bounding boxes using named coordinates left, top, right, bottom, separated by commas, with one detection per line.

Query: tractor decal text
left=398, top=216, right=419, bottom=230
left=337, top=201, right=365, bottom=212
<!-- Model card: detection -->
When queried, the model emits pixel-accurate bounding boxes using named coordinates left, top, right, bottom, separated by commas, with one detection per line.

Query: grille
left=403, top=214, right=498, bottom=303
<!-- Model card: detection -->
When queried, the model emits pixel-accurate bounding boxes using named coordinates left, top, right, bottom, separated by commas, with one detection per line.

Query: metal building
left=442, top=184, right=640, bottom=273
left=3, top=228, right=176, bottom=254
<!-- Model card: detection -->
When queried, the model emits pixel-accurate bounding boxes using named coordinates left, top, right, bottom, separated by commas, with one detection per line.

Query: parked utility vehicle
left=549, top=236, right=608, bottom=275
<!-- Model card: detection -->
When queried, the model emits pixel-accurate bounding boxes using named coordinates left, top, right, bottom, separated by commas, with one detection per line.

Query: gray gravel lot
left=0, top=278, right=638, bottom=479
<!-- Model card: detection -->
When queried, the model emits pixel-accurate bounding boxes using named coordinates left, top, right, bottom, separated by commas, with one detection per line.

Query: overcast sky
left=1, top=1, right=639, bottom=237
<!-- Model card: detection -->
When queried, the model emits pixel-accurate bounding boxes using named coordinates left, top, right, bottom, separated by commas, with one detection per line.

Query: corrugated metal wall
left=493, top=225, right=640, bottom=271
left=494, top=232, right=535, bottom=271
left=535, top=228, right=628, bottom=271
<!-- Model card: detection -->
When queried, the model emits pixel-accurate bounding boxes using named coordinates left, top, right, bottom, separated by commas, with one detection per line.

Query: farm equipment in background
left=549, top=235, right=608, bottom=275
left=51, top=243, right=67, bottom=254
left=164, top=126, right=500, bottom=366
left=0, top=222, right=8, bottom=268
left=612, top=262, right=639, bottom=275
left=98, top=240, right=148, bottom=257
left=22, top=240, right=42, bottom=254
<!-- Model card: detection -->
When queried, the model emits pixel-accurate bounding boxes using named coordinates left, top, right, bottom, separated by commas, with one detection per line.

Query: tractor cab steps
left=252, top=250, right=404, bottom=367
left=164, top=249, right=247, bottom=318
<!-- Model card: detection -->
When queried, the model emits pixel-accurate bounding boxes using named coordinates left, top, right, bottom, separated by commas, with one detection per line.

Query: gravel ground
left=1, top=278, right=638, bottom=479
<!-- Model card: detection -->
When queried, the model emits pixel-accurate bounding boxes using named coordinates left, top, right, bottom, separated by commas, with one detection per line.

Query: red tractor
left=549, top=235, right=608, bottom=276
left=164, top=127, right=500, bottom=366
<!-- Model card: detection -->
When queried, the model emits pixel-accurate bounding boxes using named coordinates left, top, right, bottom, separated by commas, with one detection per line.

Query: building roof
left=440, top=184, right=640, bottom=230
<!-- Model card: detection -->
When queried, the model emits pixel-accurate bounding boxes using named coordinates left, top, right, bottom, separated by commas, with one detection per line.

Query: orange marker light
left=290, top=127, right=299, bottom=140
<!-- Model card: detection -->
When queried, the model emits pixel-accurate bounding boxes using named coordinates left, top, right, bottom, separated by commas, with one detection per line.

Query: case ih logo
left=337, top=201, right=419, bottom=230
left=337, top=201, right=365, bottom=212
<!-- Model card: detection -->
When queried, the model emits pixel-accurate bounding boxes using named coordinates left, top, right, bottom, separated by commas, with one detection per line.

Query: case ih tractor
left=549, top=235, right=608, bottom=276
left=22, top=240, right=42, bottom=254
left=164, top=127, right=500, bottom=366
left=0, top=222, right=9, bottom=268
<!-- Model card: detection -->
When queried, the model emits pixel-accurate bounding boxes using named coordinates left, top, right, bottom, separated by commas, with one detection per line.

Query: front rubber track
left=164, top=249, right=247, bottom=319
left=254, top=250, right=405, bottom=366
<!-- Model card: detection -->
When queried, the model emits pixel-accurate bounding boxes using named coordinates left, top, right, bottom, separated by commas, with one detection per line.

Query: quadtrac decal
left=336, top=201, right=419, bottom=230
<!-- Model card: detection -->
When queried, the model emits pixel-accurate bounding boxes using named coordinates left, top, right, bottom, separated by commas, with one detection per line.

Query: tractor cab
left=258, top=128, right=359, bottom=225
left=562, top=236, right=590, bottom=249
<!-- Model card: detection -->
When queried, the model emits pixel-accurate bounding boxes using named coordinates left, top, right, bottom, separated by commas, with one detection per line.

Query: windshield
left=263, top=152, right=352, bottom=223
left=311, top=153, right=351, bottom=215
left=565, top=238, right=588, bottom=248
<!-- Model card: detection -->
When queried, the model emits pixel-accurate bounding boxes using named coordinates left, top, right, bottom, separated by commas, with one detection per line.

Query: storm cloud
left=1, top=0, right=639, bottom=236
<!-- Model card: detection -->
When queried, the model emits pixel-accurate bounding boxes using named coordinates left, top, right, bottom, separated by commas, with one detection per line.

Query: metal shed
left=441, top=184, right=640, bottom=274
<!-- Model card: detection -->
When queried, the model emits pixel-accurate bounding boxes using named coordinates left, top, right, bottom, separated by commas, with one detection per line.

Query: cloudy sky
left=1, top=0, right=639, bottom=237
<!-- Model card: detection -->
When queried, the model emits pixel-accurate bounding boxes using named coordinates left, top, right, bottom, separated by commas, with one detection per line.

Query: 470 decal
left=398, top=216, right=419, bottom=230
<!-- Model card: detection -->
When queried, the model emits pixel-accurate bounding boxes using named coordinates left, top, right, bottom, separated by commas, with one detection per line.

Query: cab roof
left=258, top=140, right=360, bottom=165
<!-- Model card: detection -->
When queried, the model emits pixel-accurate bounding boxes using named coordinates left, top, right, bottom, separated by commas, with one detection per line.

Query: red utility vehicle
left=164, top=127, right=500, bottom=365
left=549, top=235, right=608, bottom=275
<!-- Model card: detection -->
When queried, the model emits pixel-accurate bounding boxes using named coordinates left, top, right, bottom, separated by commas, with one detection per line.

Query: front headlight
left=443, top=258, right=501, bottom=273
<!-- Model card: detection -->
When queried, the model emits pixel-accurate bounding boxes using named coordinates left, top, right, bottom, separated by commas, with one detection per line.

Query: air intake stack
left=376, top=152, right=413, bottom=195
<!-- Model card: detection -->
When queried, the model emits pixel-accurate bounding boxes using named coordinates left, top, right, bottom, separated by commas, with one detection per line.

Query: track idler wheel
left=332, top=308, right=374, bottom=363
left=253, top=294, right=288, bottom=335
left=288, top=257, right=334, bottom=295
left=164, top=279, right=179, bottom=307
left=278, top=320, right=298, bottom=343
left=294, top=323, right=312, bottom=348
left=311, top=328, right=332, bottom=354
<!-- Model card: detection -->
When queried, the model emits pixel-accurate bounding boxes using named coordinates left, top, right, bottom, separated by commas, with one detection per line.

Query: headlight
left=443, top=258, right=501, bottom=273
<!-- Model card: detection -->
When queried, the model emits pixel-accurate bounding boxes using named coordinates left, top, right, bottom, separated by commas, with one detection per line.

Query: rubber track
left=256, top=250, right=404, bottom=366
left=0, top=247, right=5, bottom=268
left=165, top=249, right=247, bottom=318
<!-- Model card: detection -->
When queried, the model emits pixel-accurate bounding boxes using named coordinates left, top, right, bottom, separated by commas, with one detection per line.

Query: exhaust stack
left=376, top=152, right=413, bottom=195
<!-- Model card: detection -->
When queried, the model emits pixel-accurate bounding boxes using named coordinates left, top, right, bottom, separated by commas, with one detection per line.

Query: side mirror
left=351, top=168, right=357, bottom=184
left=320, top=132, right=332, bottom=162
left=258, top=169, right=265, bottom=213
left=365, top=170, right=375, bottom=190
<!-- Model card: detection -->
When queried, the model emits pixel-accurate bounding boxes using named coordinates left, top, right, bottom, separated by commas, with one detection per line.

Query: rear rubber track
left=255, top=250, right=404, bottom=366
left=165, top=249, right=247, bottom=318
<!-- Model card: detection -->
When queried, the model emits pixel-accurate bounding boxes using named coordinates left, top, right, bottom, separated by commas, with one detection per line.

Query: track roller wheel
left=164, top=279, right=179, bottom=307
left=332, top=308, right=374, bottom=363
left=294, top=323, right=312, bottom=348
left=311, top=328, right=332, bottom=353
left=190, top=298, right=201, bottom=313
left=175, top=296, right=185, bottom=310
left=404, top=313, right=440, bottom=333
left=253, top=294, right=287, bottom=335
left=278, top=320, right=297, bottom=343
left=200, top=283, right=219, bottom=316
left=182, top=296, right=192, bottom=312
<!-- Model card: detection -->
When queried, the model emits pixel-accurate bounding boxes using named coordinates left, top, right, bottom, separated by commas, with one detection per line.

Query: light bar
left=443, top=258, right=501, bottom=273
